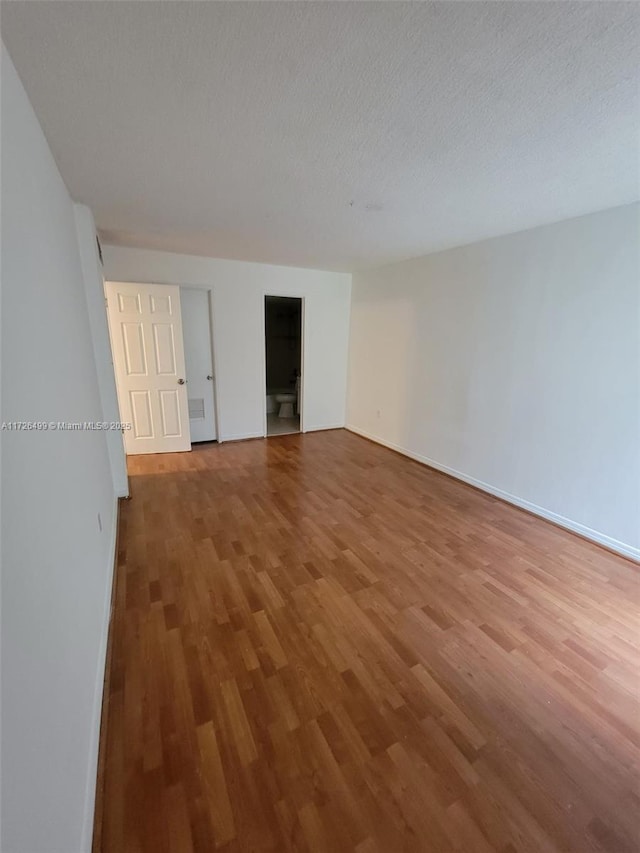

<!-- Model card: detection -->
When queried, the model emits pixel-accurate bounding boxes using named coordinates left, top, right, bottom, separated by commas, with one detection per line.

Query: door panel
left=130, top=391, right=153, bottom=438
left=152, top=324, right=176, bottom=374
left=106, top=282, right=191, bottom=454
left=118, top=291, right=141, bottom=313
left=159, top=390, right=182, bottom=437
left=181, top=288, right=217, bottom=442
left=150, top=292, right=172, bottom=314
left=122, top=323, right=146, bottom=375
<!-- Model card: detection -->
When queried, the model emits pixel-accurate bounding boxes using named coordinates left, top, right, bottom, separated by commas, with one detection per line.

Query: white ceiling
left=2, top=1, right=638, bottom=272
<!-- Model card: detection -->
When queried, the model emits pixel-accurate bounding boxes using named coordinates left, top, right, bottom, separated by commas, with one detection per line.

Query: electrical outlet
left=97, top=512, right=102, bottom=532
left=376, top=409, right=381, bottom=419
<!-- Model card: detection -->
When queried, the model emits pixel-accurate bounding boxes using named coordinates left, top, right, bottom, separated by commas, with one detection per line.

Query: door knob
left=177, top=378, right=186, bottom=385
left=207, top=375, right=213, bottom=381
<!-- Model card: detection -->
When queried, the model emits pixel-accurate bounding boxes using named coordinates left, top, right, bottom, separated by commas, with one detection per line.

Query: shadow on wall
left=348, top=256, right=549, bottom=483
left=347, top=294, right=416, bottom=449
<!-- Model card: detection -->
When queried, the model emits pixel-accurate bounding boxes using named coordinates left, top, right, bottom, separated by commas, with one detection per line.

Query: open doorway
left=265, top=296, right=302, bottom=436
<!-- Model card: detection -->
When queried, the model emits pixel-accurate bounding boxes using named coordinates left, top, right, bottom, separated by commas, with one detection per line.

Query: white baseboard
left=346, top=425, right=639, bottom=563
left=219, top=431, right=265, bottom=443
left=221, top=425, right=344, bottom=441
left=80, top=495, right=119, bottom=852
left=304, top=423, right=345, bottom=433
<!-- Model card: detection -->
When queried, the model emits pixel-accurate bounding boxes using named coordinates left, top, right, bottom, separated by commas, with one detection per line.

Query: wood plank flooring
left=98, top=429, right=640, bottom=853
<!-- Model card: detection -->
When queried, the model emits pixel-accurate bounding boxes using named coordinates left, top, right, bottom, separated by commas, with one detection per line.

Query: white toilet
left=275, top=393, right=296, bottom=418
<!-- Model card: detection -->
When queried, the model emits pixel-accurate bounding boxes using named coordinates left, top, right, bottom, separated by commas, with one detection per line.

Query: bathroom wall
left=102, top=246, right=352, bottom=438
left=265, top=297, right=301, bottom=391
left=347, top=204, right=640, bottom=560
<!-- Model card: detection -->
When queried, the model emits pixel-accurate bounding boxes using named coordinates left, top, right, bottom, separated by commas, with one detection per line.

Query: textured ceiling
left=2, top=1, right=638, bottom=272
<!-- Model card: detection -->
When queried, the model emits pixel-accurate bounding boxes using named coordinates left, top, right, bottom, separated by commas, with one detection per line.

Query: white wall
left=1, top=45, right=118, bottom=852
left=348, top=204, right=640, bottom=560
left=74, top=206, right=129, bottom=497
left=103, top=247, right=352, bottom=440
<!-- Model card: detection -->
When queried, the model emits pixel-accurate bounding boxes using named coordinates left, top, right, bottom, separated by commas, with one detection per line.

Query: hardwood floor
left=98, top=429, right=639, bottom=853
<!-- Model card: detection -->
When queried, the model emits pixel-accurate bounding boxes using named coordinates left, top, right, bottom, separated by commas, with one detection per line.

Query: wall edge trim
left=346, top=425, right=640, bottom=563
left=304, top=423, right=345, bottom=433
left=81, top=495, right=120, bottom=852
left=220, top=431, right=265, bottom=443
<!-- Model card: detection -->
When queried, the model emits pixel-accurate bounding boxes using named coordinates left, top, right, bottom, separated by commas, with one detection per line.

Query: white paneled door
left=105, top=282, right=191, bottom=454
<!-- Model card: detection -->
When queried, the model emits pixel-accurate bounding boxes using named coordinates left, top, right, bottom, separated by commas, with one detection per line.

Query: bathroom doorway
left=264, top=296, right=302, bottom=436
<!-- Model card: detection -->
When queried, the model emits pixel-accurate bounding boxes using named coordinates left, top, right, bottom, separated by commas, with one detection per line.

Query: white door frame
left=262, top=293, right=305, bottom=437
left=181, top=286, right=220, bottom=443
left=106, top=280, right=222, bottom=443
